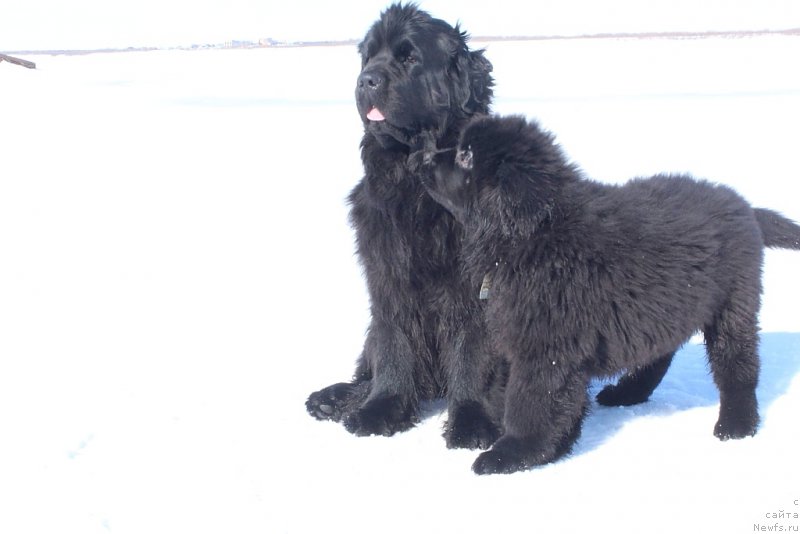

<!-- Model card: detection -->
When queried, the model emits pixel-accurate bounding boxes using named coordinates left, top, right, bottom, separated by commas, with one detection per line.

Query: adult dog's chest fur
left=350, top=158, right=463, bottom=293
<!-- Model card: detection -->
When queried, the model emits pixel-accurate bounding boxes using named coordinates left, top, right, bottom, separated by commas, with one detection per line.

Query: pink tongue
left=367, top=107, right=386, bottom=121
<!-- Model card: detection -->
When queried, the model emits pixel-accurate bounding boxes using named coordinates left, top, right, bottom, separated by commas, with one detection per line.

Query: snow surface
left=1, top=35, right=800, bottom=534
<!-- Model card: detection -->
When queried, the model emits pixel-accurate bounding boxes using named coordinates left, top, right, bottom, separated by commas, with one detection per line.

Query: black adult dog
left=415, top=114, right=800, bottom=474
left=306, top=4, right=505, bottom=448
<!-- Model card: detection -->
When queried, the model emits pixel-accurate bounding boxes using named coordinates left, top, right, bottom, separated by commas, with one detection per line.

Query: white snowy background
left=2, top=2, right=800, bottom=533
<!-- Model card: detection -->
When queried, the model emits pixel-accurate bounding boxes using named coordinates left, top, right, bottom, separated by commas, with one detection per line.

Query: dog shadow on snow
left=575, top=331, right=800, bottom=456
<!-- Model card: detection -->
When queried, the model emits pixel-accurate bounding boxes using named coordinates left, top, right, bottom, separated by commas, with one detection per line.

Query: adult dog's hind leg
left=442, top=324, right=504, bottom=450
left=306, top=376, right=371, bottom=423
left=340, top=320, right=422, bottom=437
left=596, top=351, right=675, bottom=406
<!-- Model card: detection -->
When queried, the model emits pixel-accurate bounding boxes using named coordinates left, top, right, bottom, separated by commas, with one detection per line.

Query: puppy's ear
left=490, top=162, right=556, bottom=238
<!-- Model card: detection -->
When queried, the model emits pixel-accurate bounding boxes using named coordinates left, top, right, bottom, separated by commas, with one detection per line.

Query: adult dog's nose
left=358, top=70, right=384, bottom=90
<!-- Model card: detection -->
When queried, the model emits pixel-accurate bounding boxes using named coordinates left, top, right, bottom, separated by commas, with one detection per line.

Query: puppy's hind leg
left=704, top=301, right=761, bottom=440
left=596, top=351, right=675, bottom=406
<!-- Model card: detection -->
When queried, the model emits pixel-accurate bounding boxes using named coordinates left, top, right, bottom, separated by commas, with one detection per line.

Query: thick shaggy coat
left=306, top=4, right=505, bottom=448
left=416, top=114, right=800, bottom=474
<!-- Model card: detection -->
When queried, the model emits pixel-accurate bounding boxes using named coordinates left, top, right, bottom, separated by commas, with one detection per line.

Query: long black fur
left=305, top=4, right=506, bottom=448
left=415, top=114, right=800, bottom=474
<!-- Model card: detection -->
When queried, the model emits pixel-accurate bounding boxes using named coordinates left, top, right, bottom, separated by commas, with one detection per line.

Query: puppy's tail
left=754, top=208, right=800, bottom=249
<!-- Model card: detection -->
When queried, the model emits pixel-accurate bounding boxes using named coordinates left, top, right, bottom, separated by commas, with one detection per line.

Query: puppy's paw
left=714, top=392, right=759, bottom=440
left=407, top=149, right=433, bottom=173
left=343, top=395, right=418, bottom=437
left=471, top=435, right=538, bottom=475
left=444, top=401, right=501, bottom=450
left=596, top=383, right=651, bottom=407
left=409, top=128, right=439, bottom=152
left=470, top=433, right=569, bottom=475
left=472, top=449, right=527, bottom=475
left=714, top=413, right=759, bottom=441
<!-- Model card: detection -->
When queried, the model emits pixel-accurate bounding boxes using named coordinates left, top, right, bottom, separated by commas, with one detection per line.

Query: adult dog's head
left=356, top=3, right=494, bottom=149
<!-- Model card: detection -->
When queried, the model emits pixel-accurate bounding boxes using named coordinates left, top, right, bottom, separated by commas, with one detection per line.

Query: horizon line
left=4, top=27, right=799, bottom=57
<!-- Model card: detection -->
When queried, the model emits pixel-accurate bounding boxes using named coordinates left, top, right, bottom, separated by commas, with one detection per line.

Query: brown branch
left=0, top=53, right=36, bottom=69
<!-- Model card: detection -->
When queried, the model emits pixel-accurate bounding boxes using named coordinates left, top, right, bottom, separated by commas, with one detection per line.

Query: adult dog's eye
left=403, top=54, right=418, bottom=65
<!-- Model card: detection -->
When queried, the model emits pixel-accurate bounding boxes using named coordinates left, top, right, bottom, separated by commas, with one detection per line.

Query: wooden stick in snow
left=0, top=53, right=37, bottom=69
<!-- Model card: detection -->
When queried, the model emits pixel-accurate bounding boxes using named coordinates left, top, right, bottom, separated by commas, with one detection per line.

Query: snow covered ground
left=2, top=34, right=800, bottom=534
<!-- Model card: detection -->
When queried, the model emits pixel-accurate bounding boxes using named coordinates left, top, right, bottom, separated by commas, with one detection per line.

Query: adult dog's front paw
left=343, top=394, right=418, bottom=437
left=444, top=401, right=501, bottom=450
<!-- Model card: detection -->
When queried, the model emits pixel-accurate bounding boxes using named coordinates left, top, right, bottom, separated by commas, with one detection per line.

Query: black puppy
left=416, top=114, right=800, bottom=474
left=306, top=4, right=504, bottom=449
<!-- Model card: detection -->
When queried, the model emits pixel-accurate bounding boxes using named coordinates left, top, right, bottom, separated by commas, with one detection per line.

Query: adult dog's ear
left=464, top=49, right=493, bottom=114
left=449, top=29, right=494, bottom=117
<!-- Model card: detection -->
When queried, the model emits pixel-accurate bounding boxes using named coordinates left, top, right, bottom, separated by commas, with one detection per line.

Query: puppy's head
left=422, top=115, right=573, bottom=235
left=415, top=143, right=475, bottom=222
left=419, top=115, right=529, bottom=221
